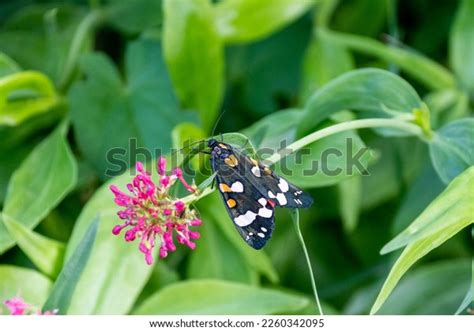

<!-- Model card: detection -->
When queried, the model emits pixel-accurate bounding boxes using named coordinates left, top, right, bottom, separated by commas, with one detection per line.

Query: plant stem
left=318, top=28, right=455, bottom=90
left=266, top=118, right=424, bottom=164
left=292, top=210, right=324, bottom=315
left=59, top=10, right=103, bottom=91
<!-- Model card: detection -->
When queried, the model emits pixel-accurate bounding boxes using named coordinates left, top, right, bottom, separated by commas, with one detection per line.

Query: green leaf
left=298, top=68, right=423, bottom=135
left=0, top=127, right=77, bottom=254
left=300, top=30, right=354, bottom=101
left=0, top=71, right=58, bottom=126
left=64, top=174, right=155, bottom=314
left=0, top=4, right=88, bottom=85
left=371, top=168, right=474, bottom=314
left=382, top=166, right=474, bottom=254
left=163, top=0, right=224, bottom=132
left=450, top=0, right=474, bottom=95
left=337, top=175, right=362, bottom=232
left=215, top=0, right=315, bottom=43
left=133, top=279, right=309, bottom=314
left=42, top=217, right=98, bottom=314
left=392, top=162, right=445, bottom=234
left=429, top=118, right=474, bottom=184
left=0, top=52, right=20, bottom=77
left=70, top=39, right=195, bottom=177
left=2, top=216, right=65, bottom=279
left=104, top=0, right=162, bottom=34
left=377, top=259, right=471, bottom=314
left=455, top=282, right=473, bottom=315
left=318, top=29, right=456, bottom=90
left=0, top=266, right=52, bottom=310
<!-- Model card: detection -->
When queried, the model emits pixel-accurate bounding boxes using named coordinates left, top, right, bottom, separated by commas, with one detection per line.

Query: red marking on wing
left=267, top=199, right=277, bottom=208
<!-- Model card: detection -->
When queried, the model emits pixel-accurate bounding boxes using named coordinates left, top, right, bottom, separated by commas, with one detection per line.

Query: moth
left=208, top=139, right=313, bottom=249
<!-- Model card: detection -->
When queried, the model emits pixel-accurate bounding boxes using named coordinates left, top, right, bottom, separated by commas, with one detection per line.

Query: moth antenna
left=210, top=109, right=227, bottom=138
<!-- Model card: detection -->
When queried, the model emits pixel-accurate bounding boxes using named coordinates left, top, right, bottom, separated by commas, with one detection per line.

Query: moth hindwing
left=208, top=139, right=313, bottom=249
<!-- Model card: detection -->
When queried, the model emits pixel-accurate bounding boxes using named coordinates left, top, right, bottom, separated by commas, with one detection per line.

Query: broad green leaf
left=0, top=266, right=52, bottom=311
left=0, top=71, right=58, bottom=126
left=300, top=30, right=354, bottom=101
left=429, top=118, right=474, bottom=184
left=392, top=162, right=445, bottom=234
left=298, top=68, right=423, bottom=135
left=337, top=175, right=362, bottom=232
left=42, top=217, right=98, bottom=314
left=187, top=212, right=258, bottom=284
left=346, top=260, right=471, bottom=314
left=382, top=166, right=474, bottom=254
left=455, top=283, right=473, bottom=315
left=2, top=216, right=65, bottom=279
left=371, top=169, right=474, bottom=314
left=163, top=0, right=224, bottom=132
left=0, top=127, right=77, bottom=254
left=450, top=0, right=474, bottom=95
left=104, top=0, right=162, bottom=34
left=0, top=52, right=20, bottom=77
left=70, top=39, right=195, bottom=177
left=319, top=29, right=456, bottom=91
left=64, top=173, right=155, bottom=314
left=133, top=279, right=309, bottom=314
left=377, top=259, right=471, bottom=314
left=215, top=0, right=315, bottom=43
left=371, top=221, right=472, bottom=314
left=0, top=4, right=88, bottom=85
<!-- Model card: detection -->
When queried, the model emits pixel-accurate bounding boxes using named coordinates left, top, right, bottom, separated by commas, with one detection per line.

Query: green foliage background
left=0, top=0, right=472, bottom=315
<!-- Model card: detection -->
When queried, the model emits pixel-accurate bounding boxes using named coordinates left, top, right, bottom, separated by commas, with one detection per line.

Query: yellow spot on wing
left=263, top=167, right=272, bottom=175
left=219, top=183, right=232, bottom=192
left=224, top=154, right=239, bottom=167
left=218, top=143, right=228, bottom=148
left=227, top=199, right=236, bottom=208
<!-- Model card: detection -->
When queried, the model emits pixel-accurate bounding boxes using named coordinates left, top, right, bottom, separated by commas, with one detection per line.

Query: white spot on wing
left=268, top=191, right=276, bottom=198
left=258, top=207, right=273, bottom=218
left=251, top=166, right=261, bottom=177
left=261, top=227, right=267, bottom=232
left=258, top=198, right=267, bottom=206
left=231, top=181, right=244, bottom=193
left=278, top=178, right=289, bottom=192
left=257, top=233, right=265, bottom=238
left=234, top=211, right=256, bottom=226
left=276, top=193, right=287, bottom=206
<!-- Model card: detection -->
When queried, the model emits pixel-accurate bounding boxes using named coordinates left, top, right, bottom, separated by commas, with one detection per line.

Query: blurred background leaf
left=133, top=279, right=310, bottom=314
left=163, top=0, right=223, bottom=132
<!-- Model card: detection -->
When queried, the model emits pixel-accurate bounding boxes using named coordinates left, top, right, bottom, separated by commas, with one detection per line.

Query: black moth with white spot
left=208, top=139, right=313, bottom=249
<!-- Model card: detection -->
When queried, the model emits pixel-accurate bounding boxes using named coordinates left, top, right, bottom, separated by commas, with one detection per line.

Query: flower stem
left=266, top=118, right=424, bottom=164
left=291, top=210, right=324, bottom=315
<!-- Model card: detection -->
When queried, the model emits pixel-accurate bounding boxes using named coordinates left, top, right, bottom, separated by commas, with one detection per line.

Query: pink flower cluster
left=110, top=157, right=202, bottom=265
left=3, top=297, right=57, bottom=315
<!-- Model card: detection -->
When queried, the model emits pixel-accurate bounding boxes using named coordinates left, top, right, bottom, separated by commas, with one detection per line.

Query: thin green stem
left=59, top=10, right=104, bottom=91
left=266, top=118, right=424, bottom=164
left=292, top=210, right=324, bottom=315
left=317, top=29, right=455, bottom=90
